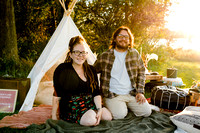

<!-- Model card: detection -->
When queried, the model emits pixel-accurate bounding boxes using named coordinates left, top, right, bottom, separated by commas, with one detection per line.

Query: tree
left=0, top=0, right=19, bottom=62
left=0, top=0, right=63, bottom=77
left=72, top=0, right=173, bottom=55
left=72, top=0, right=126, bottom=54
left=0, top=0, right=175, bottom=77
left=14, top=0, right=63, bottom=62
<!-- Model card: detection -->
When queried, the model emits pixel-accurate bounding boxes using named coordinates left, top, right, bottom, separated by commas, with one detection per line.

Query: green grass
left=0, top=127, right=27, bottom=133
left=145, top=60, right=200, bottom=98
left=148, top=60, right=200, bottom=88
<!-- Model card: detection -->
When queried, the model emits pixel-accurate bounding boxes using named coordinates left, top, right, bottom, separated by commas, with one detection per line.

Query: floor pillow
left=34, top=81, right=54, bottom=105
left=170, top=106, right=200, bottom=133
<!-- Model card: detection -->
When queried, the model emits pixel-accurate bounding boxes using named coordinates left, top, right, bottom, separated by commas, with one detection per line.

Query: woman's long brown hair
left=65, top=36, right=97, bottom=92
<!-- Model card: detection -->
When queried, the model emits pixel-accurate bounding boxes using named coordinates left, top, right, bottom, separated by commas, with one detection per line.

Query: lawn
left=148, top=60, right=200, bottom=88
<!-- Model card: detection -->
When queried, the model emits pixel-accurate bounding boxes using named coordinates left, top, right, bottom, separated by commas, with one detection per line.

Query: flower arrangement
left=191, top=79, right=200, bottom=92
left=144, top=53, right=158, bottom=68
left=143, top=53, right=158, bottom=75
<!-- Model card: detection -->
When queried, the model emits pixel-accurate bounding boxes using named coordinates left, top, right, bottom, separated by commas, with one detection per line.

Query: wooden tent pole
left=59, top=0, right=77, bottom=16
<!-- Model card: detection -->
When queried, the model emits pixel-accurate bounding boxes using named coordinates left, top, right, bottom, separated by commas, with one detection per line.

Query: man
left=94, top=26, right=152, bottom=119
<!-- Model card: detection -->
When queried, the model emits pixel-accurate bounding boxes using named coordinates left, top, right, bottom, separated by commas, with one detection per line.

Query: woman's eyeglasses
left=117, top=34, right=129, bottom=40
left=72, top=50, right=88, bottom=56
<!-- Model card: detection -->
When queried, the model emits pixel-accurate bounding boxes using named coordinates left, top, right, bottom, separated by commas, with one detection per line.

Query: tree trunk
left=0, top=0, right=19, bottom=61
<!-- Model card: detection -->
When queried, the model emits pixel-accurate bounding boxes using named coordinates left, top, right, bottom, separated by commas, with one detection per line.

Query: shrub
left=0, top=58, right=34, bottom=78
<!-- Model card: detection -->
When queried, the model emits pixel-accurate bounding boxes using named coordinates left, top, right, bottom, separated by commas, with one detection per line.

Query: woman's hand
left=93, top=95, right=103, bottom=126
left=94, top=108, right=103, bottom=126
left=52, top=96, right=61, bottom=120
left=135, top=93, right=146, bottom=104
left=52, top=115, right=58, bottom=120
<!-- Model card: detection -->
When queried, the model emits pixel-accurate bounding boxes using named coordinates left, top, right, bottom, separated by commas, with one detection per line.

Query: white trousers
left=104, top=94, right=152, bottom=119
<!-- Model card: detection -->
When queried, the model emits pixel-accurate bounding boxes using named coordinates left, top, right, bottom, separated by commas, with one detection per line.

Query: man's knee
left=112, top=109, right=128, bottom=119
left=143, top=108, right=152, bottom=117
left=104, top=96, right=128, bottom=119
left=134, top=104, right=152, bottom=117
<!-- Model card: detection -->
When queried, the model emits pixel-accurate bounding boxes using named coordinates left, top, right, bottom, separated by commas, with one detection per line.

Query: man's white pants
left=104, top=94, right=152, bottom=119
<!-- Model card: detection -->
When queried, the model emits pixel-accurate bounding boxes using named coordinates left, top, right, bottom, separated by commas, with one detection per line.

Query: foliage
left=14, top=0, right=63, bottom=62
left=0, top=0, right=19, bottom=65
left=0, top=0, right=63, bottom=78
left=72, top=0, right=174, bottom=55
left=1, top=0, right=175, bottom=77
left=0, top=57, right=34, bottom=78
left=72, top=0, right=120, bottom=54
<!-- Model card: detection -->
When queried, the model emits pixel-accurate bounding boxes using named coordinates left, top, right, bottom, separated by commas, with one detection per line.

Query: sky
left=165, top=0, right=200, bottom=52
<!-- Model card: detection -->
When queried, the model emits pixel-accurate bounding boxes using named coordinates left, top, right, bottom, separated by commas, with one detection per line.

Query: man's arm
left=136, top=54, right=146, bottom=94
left=93, top=56, right=102, bottom=74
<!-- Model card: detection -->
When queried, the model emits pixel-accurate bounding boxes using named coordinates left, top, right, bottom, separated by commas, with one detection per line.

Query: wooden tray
left=146, top=75, right=163, bottom=81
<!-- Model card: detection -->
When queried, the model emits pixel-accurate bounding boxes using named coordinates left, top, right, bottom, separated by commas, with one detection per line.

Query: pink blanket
left=0, top=104, right=52, bottom=129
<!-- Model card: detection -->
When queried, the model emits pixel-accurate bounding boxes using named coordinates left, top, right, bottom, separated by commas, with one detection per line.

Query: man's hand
left=135, top=93, right=146, bottom=104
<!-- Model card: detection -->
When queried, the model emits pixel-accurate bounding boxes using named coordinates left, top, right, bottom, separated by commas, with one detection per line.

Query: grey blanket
left=26, top=111, right=176, bottom=133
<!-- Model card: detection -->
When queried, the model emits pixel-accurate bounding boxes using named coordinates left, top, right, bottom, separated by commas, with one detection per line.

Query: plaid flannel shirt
left=94, top=48, right=146, bottom=98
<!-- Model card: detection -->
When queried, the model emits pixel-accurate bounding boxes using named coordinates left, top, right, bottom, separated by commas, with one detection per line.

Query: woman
left=52, top=36, right=112, bottom=126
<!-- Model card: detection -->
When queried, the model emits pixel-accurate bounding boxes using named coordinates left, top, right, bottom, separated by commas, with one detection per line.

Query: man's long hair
left=65, top=36, right=97, bottom=92
left=110, top=26, right=134, bottom=49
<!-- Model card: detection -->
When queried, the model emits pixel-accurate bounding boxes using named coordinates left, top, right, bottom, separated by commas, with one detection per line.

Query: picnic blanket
left=26, top=110, right=176, bottom=133
left=0, top=105, right=177, bottom=133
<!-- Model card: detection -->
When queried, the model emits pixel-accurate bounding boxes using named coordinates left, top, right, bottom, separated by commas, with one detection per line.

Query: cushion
left=170, top=106, right=200, bottom=133
left=34, top=81, right=54, bottom=105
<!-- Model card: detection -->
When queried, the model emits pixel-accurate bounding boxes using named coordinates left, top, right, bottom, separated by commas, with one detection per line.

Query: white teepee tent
left=20, top=0, right=96, bottom=111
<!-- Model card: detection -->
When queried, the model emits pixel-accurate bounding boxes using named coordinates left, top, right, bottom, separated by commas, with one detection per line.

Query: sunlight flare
left=166, top=0, right=200, bottom=37
left=165, top=0, right=200, bottom=52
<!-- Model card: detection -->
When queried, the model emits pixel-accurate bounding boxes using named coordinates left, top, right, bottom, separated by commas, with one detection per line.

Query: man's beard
left=116, top=43, right=129, bottom=50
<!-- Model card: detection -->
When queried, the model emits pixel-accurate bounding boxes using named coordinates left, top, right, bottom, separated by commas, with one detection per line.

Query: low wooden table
left=146, top=75, right=163, bottom=81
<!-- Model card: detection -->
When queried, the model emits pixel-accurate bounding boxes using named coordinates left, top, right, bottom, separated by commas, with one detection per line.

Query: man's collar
left=111, top=47, right=131, bottom=52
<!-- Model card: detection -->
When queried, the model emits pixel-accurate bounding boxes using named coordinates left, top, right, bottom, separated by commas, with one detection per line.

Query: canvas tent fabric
left=20, top=13, right=96, bottom=111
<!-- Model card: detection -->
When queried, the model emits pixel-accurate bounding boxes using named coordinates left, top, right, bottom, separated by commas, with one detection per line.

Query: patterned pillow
left=170, top=106, right=200, bottom=133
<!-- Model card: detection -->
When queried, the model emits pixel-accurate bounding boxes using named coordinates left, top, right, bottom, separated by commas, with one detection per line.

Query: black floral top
left=53, top=62, right=100, bottom=123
